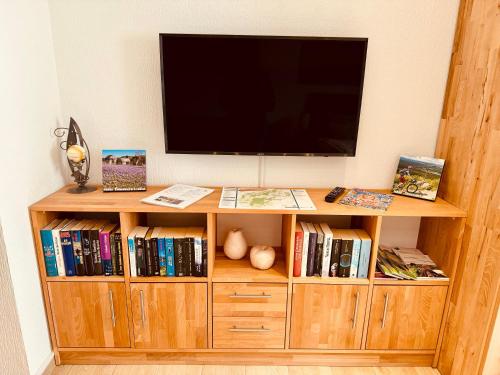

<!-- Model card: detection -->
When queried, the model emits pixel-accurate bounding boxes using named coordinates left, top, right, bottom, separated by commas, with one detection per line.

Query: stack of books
left=376, top=246, right=448, bottom=280
left=293, top=222, right=372, bottom=278
left=128, top=226, right=207, bottom=277
left=40, top=219, right=122, bottom=277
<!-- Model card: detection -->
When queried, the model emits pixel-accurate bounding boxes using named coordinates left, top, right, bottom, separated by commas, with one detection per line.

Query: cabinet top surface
left=30, top=185, right=466, bottom=217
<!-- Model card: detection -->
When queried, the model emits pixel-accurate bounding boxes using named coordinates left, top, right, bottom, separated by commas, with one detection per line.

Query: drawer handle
left=139, top=290, right=146, bottom=327
left=229, top=292, right=272, bottom=298
left=352, top=291, right=360, bottom=329
left=229, top=325, right=271, bottom=333
left=381, top=292, right=389, bottom=328
left=108, top=290, right=116, bottom=327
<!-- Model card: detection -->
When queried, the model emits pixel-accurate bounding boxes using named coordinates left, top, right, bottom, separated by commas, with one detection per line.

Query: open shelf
left=46, top=276, right=125, bottom=282
left=293, top=276, right=369, bottom=285
left=212, top=249, right=288, bottom=283
left=130, top=276, right=208, bottom=283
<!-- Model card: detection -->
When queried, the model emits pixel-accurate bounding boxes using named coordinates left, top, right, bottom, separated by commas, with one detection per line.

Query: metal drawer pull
left=229, top=325, right=271, bottom=332
left=229, top=292, right=272, bottom=298
left=140, top=290, right=146, bottom=326
left=108, top=290, right=116, bottom=327
left=352, top=291, right=360, bottom=329
left=381, top=293, right=389, bottom=328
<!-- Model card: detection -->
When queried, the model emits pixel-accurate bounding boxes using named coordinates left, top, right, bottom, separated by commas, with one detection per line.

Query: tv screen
left=160, top=34, right=368, bottom=156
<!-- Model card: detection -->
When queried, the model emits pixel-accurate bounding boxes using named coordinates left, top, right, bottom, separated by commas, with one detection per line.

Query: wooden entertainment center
left=30, top=186, right=466, bottom=367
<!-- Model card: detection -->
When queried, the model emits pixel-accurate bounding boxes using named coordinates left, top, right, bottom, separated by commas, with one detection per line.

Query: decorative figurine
left=223, top=228, right=248, bottom=260
left=54, top=117, right=96, bottom=194
left=250, top=245, right=276, bottom=270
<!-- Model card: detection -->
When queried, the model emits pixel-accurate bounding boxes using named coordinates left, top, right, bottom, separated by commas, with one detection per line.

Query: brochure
left=141, top=184, right=214, bottom=209
left=219, top=187, right=316, bottom=210
left=338, top=189, right=394, bottom=211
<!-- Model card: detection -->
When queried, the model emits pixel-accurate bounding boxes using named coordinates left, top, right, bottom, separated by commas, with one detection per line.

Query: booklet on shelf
left=141, top=184, right=214, bottom=209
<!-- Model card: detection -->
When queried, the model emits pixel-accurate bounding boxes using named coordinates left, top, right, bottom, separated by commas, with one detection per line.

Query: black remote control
left=324, top=187, right=345, bottom=203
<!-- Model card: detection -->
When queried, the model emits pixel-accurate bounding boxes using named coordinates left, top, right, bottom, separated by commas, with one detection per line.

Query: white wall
left=48, top=0, right=459, bottom=189
left=484, top=309, right=500, bottom=375
left=0, top=1, right=66, bottom=374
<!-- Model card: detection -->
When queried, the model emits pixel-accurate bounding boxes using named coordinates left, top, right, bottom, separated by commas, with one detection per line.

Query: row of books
left=375, top=246, right=448, bottom=280
left=41, top=219, right=123, bottom=277
left=128, top=226, right=207, bottom=277
left=293, top=223, right=372, bottom=278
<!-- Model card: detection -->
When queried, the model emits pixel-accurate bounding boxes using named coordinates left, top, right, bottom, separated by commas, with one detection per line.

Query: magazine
left=141, top=184, right=214, bottom=209
left=338, top=189, right=394, bottom=211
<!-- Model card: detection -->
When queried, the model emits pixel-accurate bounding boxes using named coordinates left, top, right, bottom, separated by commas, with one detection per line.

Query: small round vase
left=250, top=245, right=275, bottom=270
left=223, top=228, right=248, bottom=260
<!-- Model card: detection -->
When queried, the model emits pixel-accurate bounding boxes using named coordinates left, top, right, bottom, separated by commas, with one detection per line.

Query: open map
left=219, top=187, right=316, bottom=210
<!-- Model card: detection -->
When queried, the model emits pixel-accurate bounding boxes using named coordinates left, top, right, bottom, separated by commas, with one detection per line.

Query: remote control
left=324, top=187, right=345, bottom=203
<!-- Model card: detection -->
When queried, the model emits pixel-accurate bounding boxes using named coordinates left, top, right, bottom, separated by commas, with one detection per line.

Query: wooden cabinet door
left=131, top=283, right=207, bottom=348
left=366, top=285, right=447, bottom=350
left=289, top=284, right=368, bottom=349
left=48, top=282, right=130, bottom=348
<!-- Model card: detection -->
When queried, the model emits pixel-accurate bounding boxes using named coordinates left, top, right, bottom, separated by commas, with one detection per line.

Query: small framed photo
left=392, top=155, right=445, bottom=201
left=102, top=150, right=146, bottom=192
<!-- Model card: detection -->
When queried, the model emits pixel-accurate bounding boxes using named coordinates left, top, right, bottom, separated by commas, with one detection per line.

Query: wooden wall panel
left=423, top=0, right=500, bottom=374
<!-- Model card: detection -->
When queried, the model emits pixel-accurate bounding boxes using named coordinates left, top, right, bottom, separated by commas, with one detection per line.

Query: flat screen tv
left=160, top=34, right=368, bottom=156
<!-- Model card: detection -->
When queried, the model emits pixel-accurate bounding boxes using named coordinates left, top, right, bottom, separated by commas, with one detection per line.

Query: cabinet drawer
left=213, top=316, right=286, bottom=349
left=213, top=283, right=287, bottom=317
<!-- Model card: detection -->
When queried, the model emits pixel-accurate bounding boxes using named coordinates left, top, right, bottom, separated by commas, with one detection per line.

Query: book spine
left=91, top=230, right=103, bottom=275
left=52, top=229, right=66, bottom=276
left=313, top=237, right=323, bottom=276
left=293, top=231, right=303, bottom=277
left=321, top=234, right=332, bottom=277
left=135, top=236, right=146, bottom=277
left=166, top=237, right=175, bottom=276
left=158, top=237, right=167, bottom=276
left=357, top=238, right=371, bottom=278
left=82, top=230, right=94, bottom=276
left=300, top=230, right=309, bottom=277
left=329, top=239, right=341, bottom=277
left=202, top=237, right=208, bottom=277
left=174, top=238, right=185, bottom=276
left=145, top=236, right=153, bottom=276
left=60, top=230, right=76, bottom=276
left=110, top=234, right=117, bottom=275
left=306, top=232, right=317, bottom=276
left=71, top=230, right=85, bottom=276
left=152, top=237, right=160, bottom=276
left=350, top=239, right=361, bottom=278
left=128, top=235, right=137, bottom=277
left=41, top=230, right=58, bottom=277
left=99, top=231, right=113, bottom=276
left=338, top=239, right=353, bottom=277
left=194, top=236, right=202, bottom=277
left=114, top=232, right=124, bottom=276
left=184, top=238, right=194, bottom=276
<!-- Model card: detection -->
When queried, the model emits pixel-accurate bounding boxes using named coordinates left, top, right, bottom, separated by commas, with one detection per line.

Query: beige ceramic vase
left=223, top=228, right=248, bottom=260
left=250, top=245, right=276, bottom=270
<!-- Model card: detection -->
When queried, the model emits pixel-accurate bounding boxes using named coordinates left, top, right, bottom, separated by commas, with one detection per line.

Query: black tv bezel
left=159, top=33, right=368, bottom=157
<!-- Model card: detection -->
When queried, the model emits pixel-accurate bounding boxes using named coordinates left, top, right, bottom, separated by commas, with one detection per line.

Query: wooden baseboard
left=58, top=350, right=434, bottom=366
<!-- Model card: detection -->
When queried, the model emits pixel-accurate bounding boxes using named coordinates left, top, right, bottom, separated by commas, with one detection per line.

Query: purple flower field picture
left=102, top=150, right=146, bottom=192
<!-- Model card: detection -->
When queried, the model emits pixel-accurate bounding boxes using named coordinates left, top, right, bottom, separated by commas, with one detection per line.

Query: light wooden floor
left=51, top=365, right=440, bottom=375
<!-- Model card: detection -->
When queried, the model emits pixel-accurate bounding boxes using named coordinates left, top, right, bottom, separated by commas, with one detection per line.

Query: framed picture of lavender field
left=102, top=149, right=146, bottom=192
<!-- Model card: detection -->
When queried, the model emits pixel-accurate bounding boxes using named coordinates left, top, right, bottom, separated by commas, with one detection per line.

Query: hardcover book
left=306, top=223, right=317, bottom=277
left=60, top=219, right=78, bottom=276
left=299, top=222, right=310, bottom=277
left=102, top=149, right=146, bottom=192
left=330, top=230, right=342, bottom=277
left=151, top=227, right=162, bottom=276
left=41, top=219, right=61, bottom=277
left=90, top=220, right=108, bottom=275
left=293, top=225, right=304, bottom=277
left=127, top=226, right=140, bottom=277
left=100, top=223, right=118, bottom=276
left=191, top=227, right=204, bottom=277
left=202, top=231, right=208, bottom=277
left=183, top=234, right=194, bottom=276
left=319, top=223, right=333, bottom=277
left=157, top=228, right=167, bottom=276
left=81, top=221, right=95, bottom=276
left=144, top=228, right=154, bottom=276
left=71, top=220, right=89, bottom=276
left=354, top=229, right=371, bottom=278
left=163, top=228, right=176, bottom=277
left=134, top=227, right=149, bottom=277
left=313, top=224, right=324, bottom=276
left=113, top=228, right=124, bottom=275
left=348, top=230, right=361, bottom=278
left=52, top=218, right=70, bottom=276
left=173, top=228, right=186, bottom=276
left=337, top=230, right=353, bottom=278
